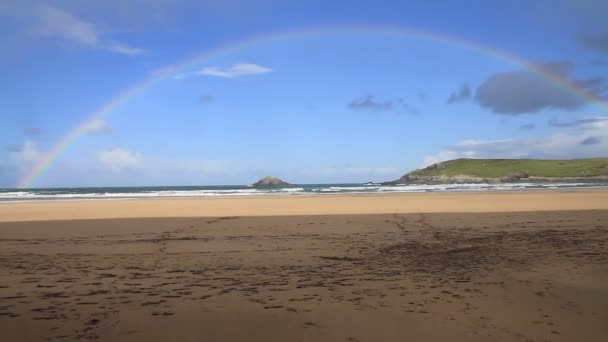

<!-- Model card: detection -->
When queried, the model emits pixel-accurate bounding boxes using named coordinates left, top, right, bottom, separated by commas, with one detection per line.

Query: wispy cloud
left=519, top=123, right=535, bottom=131
left=83, top=119, right=112, bottom=134
left=199, top=95, right=214, bottom=104
left=578, top=32, right=608, bottom=53
left=168, top=63, right=272, bottom=80
left=548, top=116, right=608, bottom=129
left=348, top=94, right=393, bottom=111
left=7, top=140, right=40, bottom=166
left=348, top=94, right=417, bottom=114
left=105, top=41, right=145, bottom=56
left=198, top=63, right=272, bottom=78
left=149, top=65, right=179, bottom=78
left=446, top=83, right=471, bottom=104
left=581, top=136, right=601, bottom=145
left=98, top=148, right=141, bottom=172
left=33, top=5, right=144, bottom=56
left=23, top=127, right=43, bottom=136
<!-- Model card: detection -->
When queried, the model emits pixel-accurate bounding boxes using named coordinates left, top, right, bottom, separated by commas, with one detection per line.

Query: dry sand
left=1, top=191, right=607, bottom=341
left=1, top=189, right=608, bottom=222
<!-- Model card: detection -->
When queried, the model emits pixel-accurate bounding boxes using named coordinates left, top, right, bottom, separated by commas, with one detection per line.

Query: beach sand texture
left=1, top=191, right=607, bottom=341
left=1, top=189, right=608, bottom=222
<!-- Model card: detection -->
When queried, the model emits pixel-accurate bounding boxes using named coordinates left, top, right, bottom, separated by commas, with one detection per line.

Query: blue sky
left=1, top=0, right=607, bottom=187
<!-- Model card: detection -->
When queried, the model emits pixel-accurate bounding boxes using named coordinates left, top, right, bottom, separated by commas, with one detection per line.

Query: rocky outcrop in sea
left=252, top=176, right=293, bottom=187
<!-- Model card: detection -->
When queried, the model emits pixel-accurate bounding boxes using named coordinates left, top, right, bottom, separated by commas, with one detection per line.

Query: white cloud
left=34, top=4, right=98, bottom=46
left=149, top=65, right=178, bottom=78
left=83, top=119, right=112, bottom=134
left=198, top=63, right=272, bottom=78
left=8, top=140, right=40, bottom=166
left=148, top=65, right=193, bottom=80
left=33, top=5, right=144, bottom=55
left=421, top=116, right=608, bottom=167
left=422, top=150, right=462, bottom=168
left=98, top=148, right=141, bottom=172
left=106, top=41, right=146, bottom=56
left=161, top=63, right=272, bottom=81
left=171, top=73, right=189, bottom=80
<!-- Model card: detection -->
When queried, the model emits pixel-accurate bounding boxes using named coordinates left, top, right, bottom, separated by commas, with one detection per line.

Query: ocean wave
left=0, top=182, right=606, bottom=202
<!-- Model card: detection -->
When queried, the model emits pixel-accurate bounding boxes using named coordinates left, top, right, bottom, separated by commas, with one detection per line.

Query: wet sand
left=1, top=192, right=608, bottom=341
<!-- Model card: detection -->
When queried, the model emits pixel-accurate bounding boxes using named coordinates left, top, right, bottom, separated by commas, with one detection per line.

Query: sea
left=1, top=182, right=608, bottom=202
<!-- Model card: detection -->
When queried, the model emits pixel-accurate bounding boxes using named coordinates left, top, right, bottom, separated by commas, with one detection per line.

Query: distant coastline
left=3, top=158, right=608, bottom=202
left=383, top=157, right=608, bottom=185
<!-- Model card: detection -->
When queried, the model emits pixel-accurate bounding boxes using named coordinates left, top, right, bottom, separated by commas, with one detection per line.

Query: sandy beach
left=1, top=190, right=607, bottom=341
left=1, top=189, right=608, bottom=222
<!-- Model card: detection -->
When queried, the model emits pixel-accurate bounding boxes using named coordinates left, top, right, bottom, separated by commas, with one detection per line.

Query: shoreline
left=3, top=183, right=607, bottom=204
left=3, top=186, right=606, bottom=205
left=1, top=188, right=607, bottom=222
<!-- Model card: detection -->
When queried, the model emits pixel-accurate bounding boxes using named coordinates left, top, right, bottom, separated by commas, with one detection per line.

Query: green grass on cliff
left=411, top=158, right=608, bottom=178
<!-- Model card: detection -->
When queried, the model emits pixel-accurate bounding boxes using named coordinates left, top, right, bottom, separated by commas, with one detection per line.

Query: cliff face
left=252, top=176, right=293, bottom=187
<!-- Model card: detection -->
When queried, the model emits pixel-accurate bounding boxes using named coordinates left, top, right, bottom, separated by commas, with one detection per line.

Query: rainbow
left=17, top=25, right=608, bottom=188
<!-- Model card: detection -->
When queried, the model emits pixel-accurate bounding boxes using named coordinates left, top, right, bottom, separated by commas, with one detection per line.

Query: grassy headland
left=385, top=158, right=608, bottom=184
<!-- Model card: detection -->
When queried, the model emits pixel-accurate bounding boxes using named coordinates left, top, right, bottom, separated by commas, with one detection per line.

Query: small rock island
left=252, top=176, right=293, bottom=187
